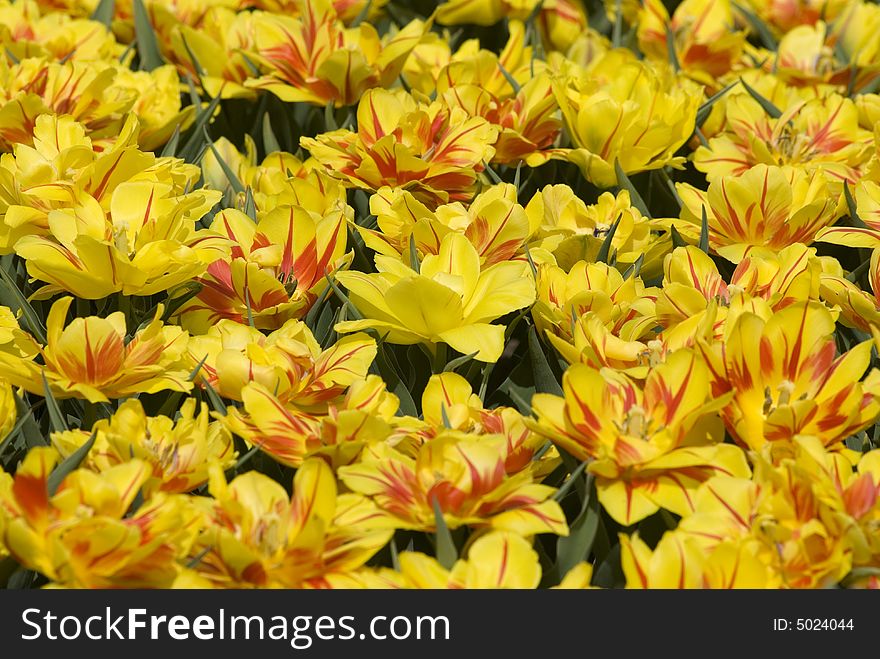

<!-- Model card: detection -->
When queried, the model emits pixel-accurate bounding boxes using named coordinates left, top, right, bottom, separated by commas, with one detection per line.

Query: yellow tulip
left=419, top=372, right=556, bottom=475
left=531, top=260, right=658, bottom=373
left=551, top=50, right=701, bottom=188
left=167, top=6, right=258, bottom=100
left=175, top=196, right=350, bottom=333
left=693, top=93, right=874, bottom=185
left=187, top=317, right=376, bottom=406
left=0, top=296, right=192, bottom=403
left=697, top=301, right=880, bottom=451
left=0, top=447, right=201, bottom=588
left=188, top=459, right=392, bottom=588
left=336, top=433, right=569, bottom=535
left=0, top=57, right=135, bottom=151
left=335, top=232, right=536, bottom=363
left=637, top=0, right=747, bottom=88
left=51, top=398, right=236, bottom=496
left=530, top=350, right=748, bottom=525
left=399, top=531, right=542, bottom=588
left=362, top=183, right=535, bottom=267
left=0, top=1, right=124, bottom=62
left=244, top=0, right=429, bottom=107
left=526, top=184, right=670, bottom=274
left=301, top=88, right=498, bottom=206
left=741, top=0, right=851, bottom=34
left=673, top=164, right=843, bottom=262
left=226, top=373, right=397, bottom=469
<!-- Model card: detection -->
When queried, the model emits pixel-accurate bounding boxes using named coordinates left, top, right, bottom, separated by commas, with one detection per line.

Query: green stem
left=432, top=342, right=448, bottom=374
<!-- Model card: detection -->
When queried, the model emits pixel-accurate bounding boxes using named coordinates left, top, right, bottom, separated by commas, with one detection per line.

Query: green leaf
left=442, top=350, right=478, bottom=372
left=261, top=113, right=281, bottom=155
left=0, top=265, right=47, bottom=344
left=556, top=477, right=600, bottom=577
left=670, top=224, right=689, bottom=248
left=201, top=379, right=228, bottom=416
left=622, top=253, right=644, bottom=280
left=739, top=76, right=782, bottom=119
left=47, top=431, right=96, bottom=495
left=665, top=24, right=680, bottom=72
left=696, top=80, right=739, bottom=127
left=614, top=160, right=653, bottom=219
left=160, top=124, right=181, bottom=158
left=204, top=128, right=245, bottom=194
left=0, top=398, right=45, bottom=456
left=483, top=160, right=504, bottom=185
left=324, top=274, right=364, bottom=320
left=733, top=2, right=777, bottom=50
left=42, top=372, right=68, bottom=433
left=351, top=0, right=373, bottom=27
left=374, top=342, right=418, bottom=417
left=178, top=92, right=222, bottom=163
left=432, top=496, right=458, bottom=570
left=612, top=0, right=623, bottom=48
left=699, top=204, right=710, bottom=253
left=408, top=233, right=421, bottom=271
left=528, top=324, right=563, bottom=396
left=91, top=0, right=115, bottom=27
left=553, top=460, right=588, bottom=502
left=497, top=60, right=522, bottom=94
left=133, top=0, right=164, bottom=71
left=596, top=213, right=622, bottom=264
left=844, top=182, right=864, bottom=225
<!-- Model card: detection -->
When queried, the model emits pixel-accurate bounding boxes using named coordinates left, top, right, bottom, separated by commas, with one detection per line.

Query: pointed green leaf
left=733, top=2, right=777, bottom=50
left=528, top=324, right=563, bottom=396
left=699, top=204, right=710, bottom=253
left=556, top=478, right=601, bottom=577
left=614, top=160, right=652, bottom=219
left=0, top=265, right=46, bottom=344
left=160, top=124, right=181, bottom=158
left=739, top=76, right=782, bottom=119
left=47, top=430, right=96, bottom=495
left=432, top=495, right=458, bottom=570
left=670, top=224, right=688, bottom=248
left=41, top=372, right=68, bottom=433
left=204, top=129, right=245, bottom=194
left=696, top=80, right=739, bottom=127
left=261, top=113, right=281, bottom=155
left=91, top=0, right=115, bottom=27
left=133, top=0, right=164, bottom=71
left=596, top=213, right=622, bottom=264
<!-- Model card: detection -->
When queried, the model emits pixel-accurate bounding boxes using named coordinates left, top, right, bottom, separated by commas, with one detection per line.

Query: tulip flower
left=243, top=0, right=429, bottom=107
left=336, top=433, right=569, bottom=535
left=526, top=184, right=670, bottom=274
left=175, top=197, right=350, bottom=333
left=531, top=260, right=658, bottom=373
left=530, top=350, right=749, bottom=525
left=673, top=164, right=843, bottom=262
left=0, top=448, right=201, bottom=588
left=186, top=317, right=376, bottom=406
left=693, top=93, right=874, bottom=184
left=418, top=372, right=556, bottom=475
left=187, top=459, right=392, bottom=588
left=697, top=301, right=880, bottom=451
left=637, top=0, right=747, bottom=87
left=361, top=183, right=534, bottom=267
left=51, top=399, right=236, bottom=496
left=335, top=233, right=536, bottom=363
left=551, top=50, right=701, bottom=188
left=301, top=88, right=498, bottom=206
left=0, top=297, right=192, bottom=403
left=399, top=531, right=542, bottom=588
left=226, top=374, right=398, bottom=468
